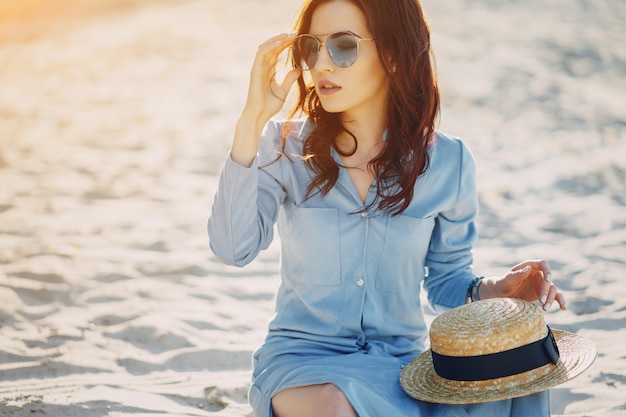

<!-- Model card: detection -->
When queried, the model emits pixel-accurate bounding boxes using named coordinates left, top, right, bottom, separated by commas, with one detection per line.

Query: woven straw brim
left=400, top=329, right=596, bottom=404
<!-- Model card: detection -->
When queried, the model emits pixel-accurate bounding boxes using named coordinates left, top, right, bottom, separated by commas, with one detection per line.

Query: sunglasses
left=292, top=31, right=374, bottom=71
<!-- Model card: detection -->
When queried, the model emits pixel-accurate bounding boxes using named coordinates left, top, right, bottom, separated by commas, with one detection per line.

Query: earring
left=392, top=66, right=397, bottom=73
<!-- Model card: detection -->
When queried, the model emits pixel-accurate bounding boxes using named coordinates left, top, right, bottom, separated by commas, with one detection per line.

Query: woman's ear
left=383, top=52, right=397, bottom=74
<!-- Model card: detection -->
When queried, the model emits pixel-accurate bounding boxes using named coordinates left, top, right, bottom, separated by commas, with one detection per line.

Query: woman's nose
left=313, top=42, right=334, bottom=72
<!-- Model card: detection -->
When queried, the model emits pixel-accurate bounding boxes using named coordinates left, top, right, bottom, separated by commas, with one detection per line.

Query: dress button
left=357, top=278, right=365, bottom=287
left=361, top=212, right=368, bottom=218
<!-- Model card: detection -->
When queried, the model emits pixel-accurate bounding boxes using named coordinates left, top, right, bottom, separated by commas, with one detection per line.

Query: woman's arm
left=231, top=33, right=300, bottom=167
left=207, top=33, right=300, bottom=265
left=423, top=139, right=479, bottom=312
left=208, top=122, right=286, bottom=266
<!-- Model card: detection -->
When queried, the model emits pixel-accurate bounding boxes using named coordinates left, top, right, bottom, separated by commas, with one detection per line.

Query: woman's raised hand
left=231, top=33, right=301, bottom=167
left=243, top=32, right=302, bottom=123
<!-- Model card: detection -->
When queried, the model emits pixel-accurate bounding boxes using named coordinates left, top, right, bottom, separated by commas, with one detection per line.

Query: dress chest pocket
left=374, top=214, right=435, bottom=293
left=280, top=206, right=342, bottom=286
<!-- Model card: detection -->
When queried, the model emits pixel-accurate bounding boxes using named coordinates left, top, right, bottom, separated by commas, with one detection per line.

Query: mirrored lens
left=327, top=32, right=359, bottom=68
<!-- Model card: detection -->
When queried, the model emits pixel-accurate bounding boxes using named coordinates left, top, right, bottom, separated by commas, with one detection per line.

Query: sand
left=0, top=0, right=624, bottom=415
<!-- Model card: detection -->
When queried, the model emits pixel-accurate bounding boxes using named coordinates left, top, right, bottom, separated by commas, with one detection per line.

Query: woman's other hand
left=479, top=260, right=566, bottom=312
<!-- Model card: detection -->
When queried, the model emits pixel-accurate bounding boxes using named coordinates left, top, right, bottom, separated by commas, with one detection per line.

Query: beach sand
left=0, top=0, right=624, bottom=415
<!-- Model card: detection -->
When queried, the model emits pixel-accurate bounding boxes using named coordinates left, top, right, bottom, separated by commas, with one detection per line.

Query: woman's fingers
left=255, top=33, right=295, bottom=71
left=281, top=67, right=302, bottom=89
left=525, top=260, right=567, bottom=311
left=541, top=282, right=557, bottom=311
left=250, top=33, right=292, bottom=86
left=507, top=259, right=567, bottom=311
left=514, top=259, right=552, bottom=279
left=514, top=260, right=551, bottom=304
left=258, top=32, right=294, bottom=51
left=555, top=292, right=567, bottom=311
left=542, top=282, right=568, bottom=311
left=245, top=33, right=299, bottom=120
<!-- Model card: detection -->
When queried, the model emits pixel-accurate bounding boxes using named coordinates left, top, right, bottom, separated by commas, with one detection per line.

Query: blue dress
left=208, top=119, right=550, bottom=416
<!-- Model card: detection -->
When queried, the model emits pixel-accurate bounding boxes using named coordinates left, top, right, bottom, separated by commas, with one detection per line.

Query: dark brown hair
left=286, top=0, right=440, bottom=215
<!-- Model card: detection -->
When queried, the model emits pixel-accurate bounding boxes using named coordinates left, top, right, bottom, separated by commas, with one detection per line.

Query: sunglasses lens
left=293, top=33, right=361, bottom=70
left=327, top=33, right=359, bottom=68
left=293, top=36, right=319, bottom=70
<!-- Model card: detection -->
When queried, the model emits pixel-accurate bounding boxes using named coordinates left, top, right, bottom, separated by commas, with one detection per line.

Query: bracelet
left=466, top=276, right=484, bottom=304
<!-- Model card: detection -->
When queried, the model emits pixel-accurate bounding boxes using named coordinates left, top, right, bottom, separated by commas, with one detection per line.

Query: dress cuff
left=225, top=151, right=259, bottom=170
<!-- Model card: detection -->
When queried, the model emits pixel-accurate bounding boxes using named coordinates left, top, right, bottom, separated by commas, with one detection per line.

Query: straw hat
left=400, top=298, right=596, bottom=404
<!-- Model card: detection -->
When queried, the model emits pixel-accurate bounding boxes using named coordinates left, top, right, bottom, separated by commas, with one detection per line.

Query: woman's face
left=306, top=0, right=389, bottom=120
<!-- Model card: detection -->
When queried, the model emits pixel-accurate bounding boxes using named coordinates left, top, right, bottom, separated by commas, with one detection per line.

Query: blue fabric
left=208, top=118, right=550, bottom=416
left=249, top=338, right=550, bottom=416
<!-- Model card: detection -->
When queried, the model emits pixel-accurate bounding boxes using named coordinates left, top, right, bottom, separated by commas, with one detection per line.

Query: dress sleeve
left=207, top=121, right=287, bottom=267
left=423, top=139, right=479, bottom=312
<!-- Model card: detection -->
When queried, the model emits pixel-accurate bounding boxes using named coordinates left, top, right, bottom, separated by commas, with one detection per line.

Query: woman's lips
left=318, top=80, right=342, bottom=95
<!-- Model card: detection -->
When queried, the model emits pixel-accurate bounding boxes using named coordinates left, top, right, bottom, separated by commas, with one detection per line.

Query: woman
left=208, top=0, right=567, bottom=416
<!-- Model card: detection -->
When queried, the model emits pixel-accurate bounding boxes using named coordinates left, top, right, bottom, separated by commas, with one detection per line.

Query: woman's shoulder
left=431, top=130, right=471, bottom=153
left=429, top=130, right=475, bottom=166
left=420, top=130, right=476, bottom=185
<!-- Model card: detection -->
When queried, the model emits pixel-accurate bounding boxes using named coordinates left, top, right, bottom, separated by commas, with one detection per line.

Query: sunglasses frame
left=292, top=31, right=375, bottom=71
